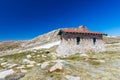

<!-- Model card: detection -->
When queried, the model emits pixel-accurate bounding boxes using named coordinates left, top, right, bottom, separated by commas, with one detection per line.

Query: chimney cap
left=78, top=25, right=87, bottom=29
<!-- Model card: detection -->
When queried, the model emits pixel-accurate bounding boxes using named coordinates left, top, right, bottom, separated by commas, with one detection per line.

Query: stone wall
left=56, top=33, right=105, bottom=56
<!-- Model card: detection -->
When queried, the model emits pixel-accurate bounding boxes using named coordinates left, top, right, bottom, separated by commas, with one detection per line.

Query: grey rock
left=5, top=73, right=25, bottom=80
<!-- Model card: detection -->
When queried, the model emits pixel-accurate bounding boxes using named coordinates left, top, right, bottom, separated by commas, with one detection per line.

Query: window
left=76, top=37, right=80, bottom=45
left=93, top=38, right=96, bottom=45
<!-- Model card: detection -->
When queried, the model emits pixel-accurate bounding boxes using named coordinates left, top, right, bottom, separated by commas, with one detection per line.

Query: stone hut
left=56, top=25, right=106, bottom=56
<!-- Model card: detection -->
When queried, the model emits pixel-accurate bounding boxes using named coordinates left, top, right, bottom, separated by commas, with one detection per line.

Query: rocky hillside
left=0, top=28, right=120, bottom=56
left=0, top=41, right=26, bottom=55
left=24, top=29, right=60, bottom=48
left=103, top=36, right=120, bottom=44
left=0, top=41, right=22, bottom=51
left=0, top=29, right=60, bottom=56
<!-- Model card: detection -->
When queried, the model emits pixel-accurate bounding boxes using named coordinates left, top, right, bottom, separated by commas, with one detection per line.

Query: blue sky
left=0, top=0, right=120, bottom=40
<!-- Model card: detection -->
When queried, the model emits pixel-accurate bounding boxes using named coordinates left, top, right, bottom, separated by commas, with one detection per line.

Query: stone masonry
left=56, top=25, right=106, bottom=56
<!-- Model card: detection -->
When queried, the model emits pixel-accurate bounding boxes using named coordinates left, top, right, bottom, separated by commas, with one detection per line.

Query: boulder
left=26, top=55, right=32, bottom=59
left=45, top=50, right=50, bottom=53
left=0, top=58, right=4, bottom=61
left=33, top=50, right=37, bottom=52
left=37, top=55, right=40, bottom=57
left=16, top=65, right=25, bottom=69
left=1, top=62, right=7, bottom=66
left=0, top=69, right=15, bottom=79
left=37, top=63, right=41, bottom=66
left=26, top=64, right=34, bottom=68
left=80, top=53, right=89, bottom=58
left=41, top=62, right=49, bottom=69
left=51, top=59, right=66, bottom=63
left=65, top=75, right=80, bottom=80
left=20, top=69, right=27, bottom=73
left=51, top=53, right=57, bottom=59
left=8, top=64, right=18, bottom=69
left=49, top=62, right=63, bottom=72
left=5, top=73, right=24, bottom=80
left=94, top=60, right=105, bottom=64
left=23, top=59, right=36, bottom=65
left=42, top=55, right=47, bottom=58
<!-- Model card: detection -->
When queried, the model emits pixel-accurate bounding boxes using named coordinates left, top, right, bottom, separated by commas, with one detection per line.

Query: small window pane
left=76, top=37, right=80, bottom=45
left=93, top=38, right=96, bottom=45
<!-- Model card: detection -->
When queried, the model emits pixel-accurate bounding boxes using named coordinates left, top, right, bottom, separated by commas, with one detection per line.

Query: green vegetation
left=21, top=51, right=120, bottom=80
left=92, top=51, right=120, bottom=60
left=0, top=50, right=53, bottom=65
left=0, top=47, right=120, bottom=80
left=103, top=36, right=120, bottom=44
left=0, top=41, right=21, bottom=51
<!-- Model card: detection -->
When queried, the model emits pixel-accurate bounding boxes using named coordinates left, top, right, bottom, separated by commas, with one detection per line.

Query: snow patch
left=32, top=41, right=60, bottom=50
left=106, top=36, right=117, bottom=38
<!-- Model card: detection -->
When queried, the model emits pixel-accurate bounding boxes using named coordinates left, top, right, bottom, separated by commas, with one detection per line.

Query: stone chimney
left=78, top=25, right=89, bottom=31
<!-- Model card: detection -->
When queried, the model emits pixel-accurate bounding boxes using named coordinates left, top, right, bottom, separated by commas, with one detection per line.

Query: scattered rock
left=20, top=69, right=27, bottom=73
left=37, top=63, right=41, bottom=66
left=49, top=62, right=63, bottom=72
left=8, top=64, right=18, bottom=69
left=65, top=75, right=80, bottom=80
left=23, top=59, right=36, bottom=65
left=51, top=59, right=66, bottom=63
left=0, top=69, right=15, bottom=79
left=51, top=53, right=57, bottom=59
left=80, top=53, right=89, bottom=58
left=16, top=65, right=25, bottom=69
left=94, top=60, right=105, bottom=64
left=5, top=73, right=25, bottom=80
left=1, top=62, right=7, bottom=66
left=2, top=63, right=11, bottom=68
left=26, top=64, right=34, bottom=68
left=89, top=73, right=99, bottom=78
left=33, top=50, right=37, bottom=52
left=42, top=55, right=47, bottom=58
left=37, top=55, right=40, bottom=57
left=41, top=62, right=49, bottom=69
left=45, top=50, right=50, bottom=53
left=0, top=58, right=4, bottom=61
left=26, top=55, right=32, bottom=59
left=40, top=50, right=43, bottom=53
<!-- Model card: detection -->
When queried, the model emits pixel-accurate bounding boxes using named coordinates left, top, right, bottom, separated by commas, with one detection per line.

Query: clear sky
left=0, top=0, right=120, bottom=40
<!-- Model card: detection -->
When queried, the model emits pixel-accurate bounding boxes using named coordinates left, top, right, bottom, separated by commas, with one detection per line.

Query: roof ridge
left=60, top=28, right=105, bottom=35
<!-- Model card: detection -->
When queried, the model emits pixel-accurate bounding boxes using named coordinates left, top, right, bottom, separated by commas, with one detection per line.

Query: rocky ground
left=0, top=30, right=120, bottom=80
left=0, top=42, right=120, bottom=80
